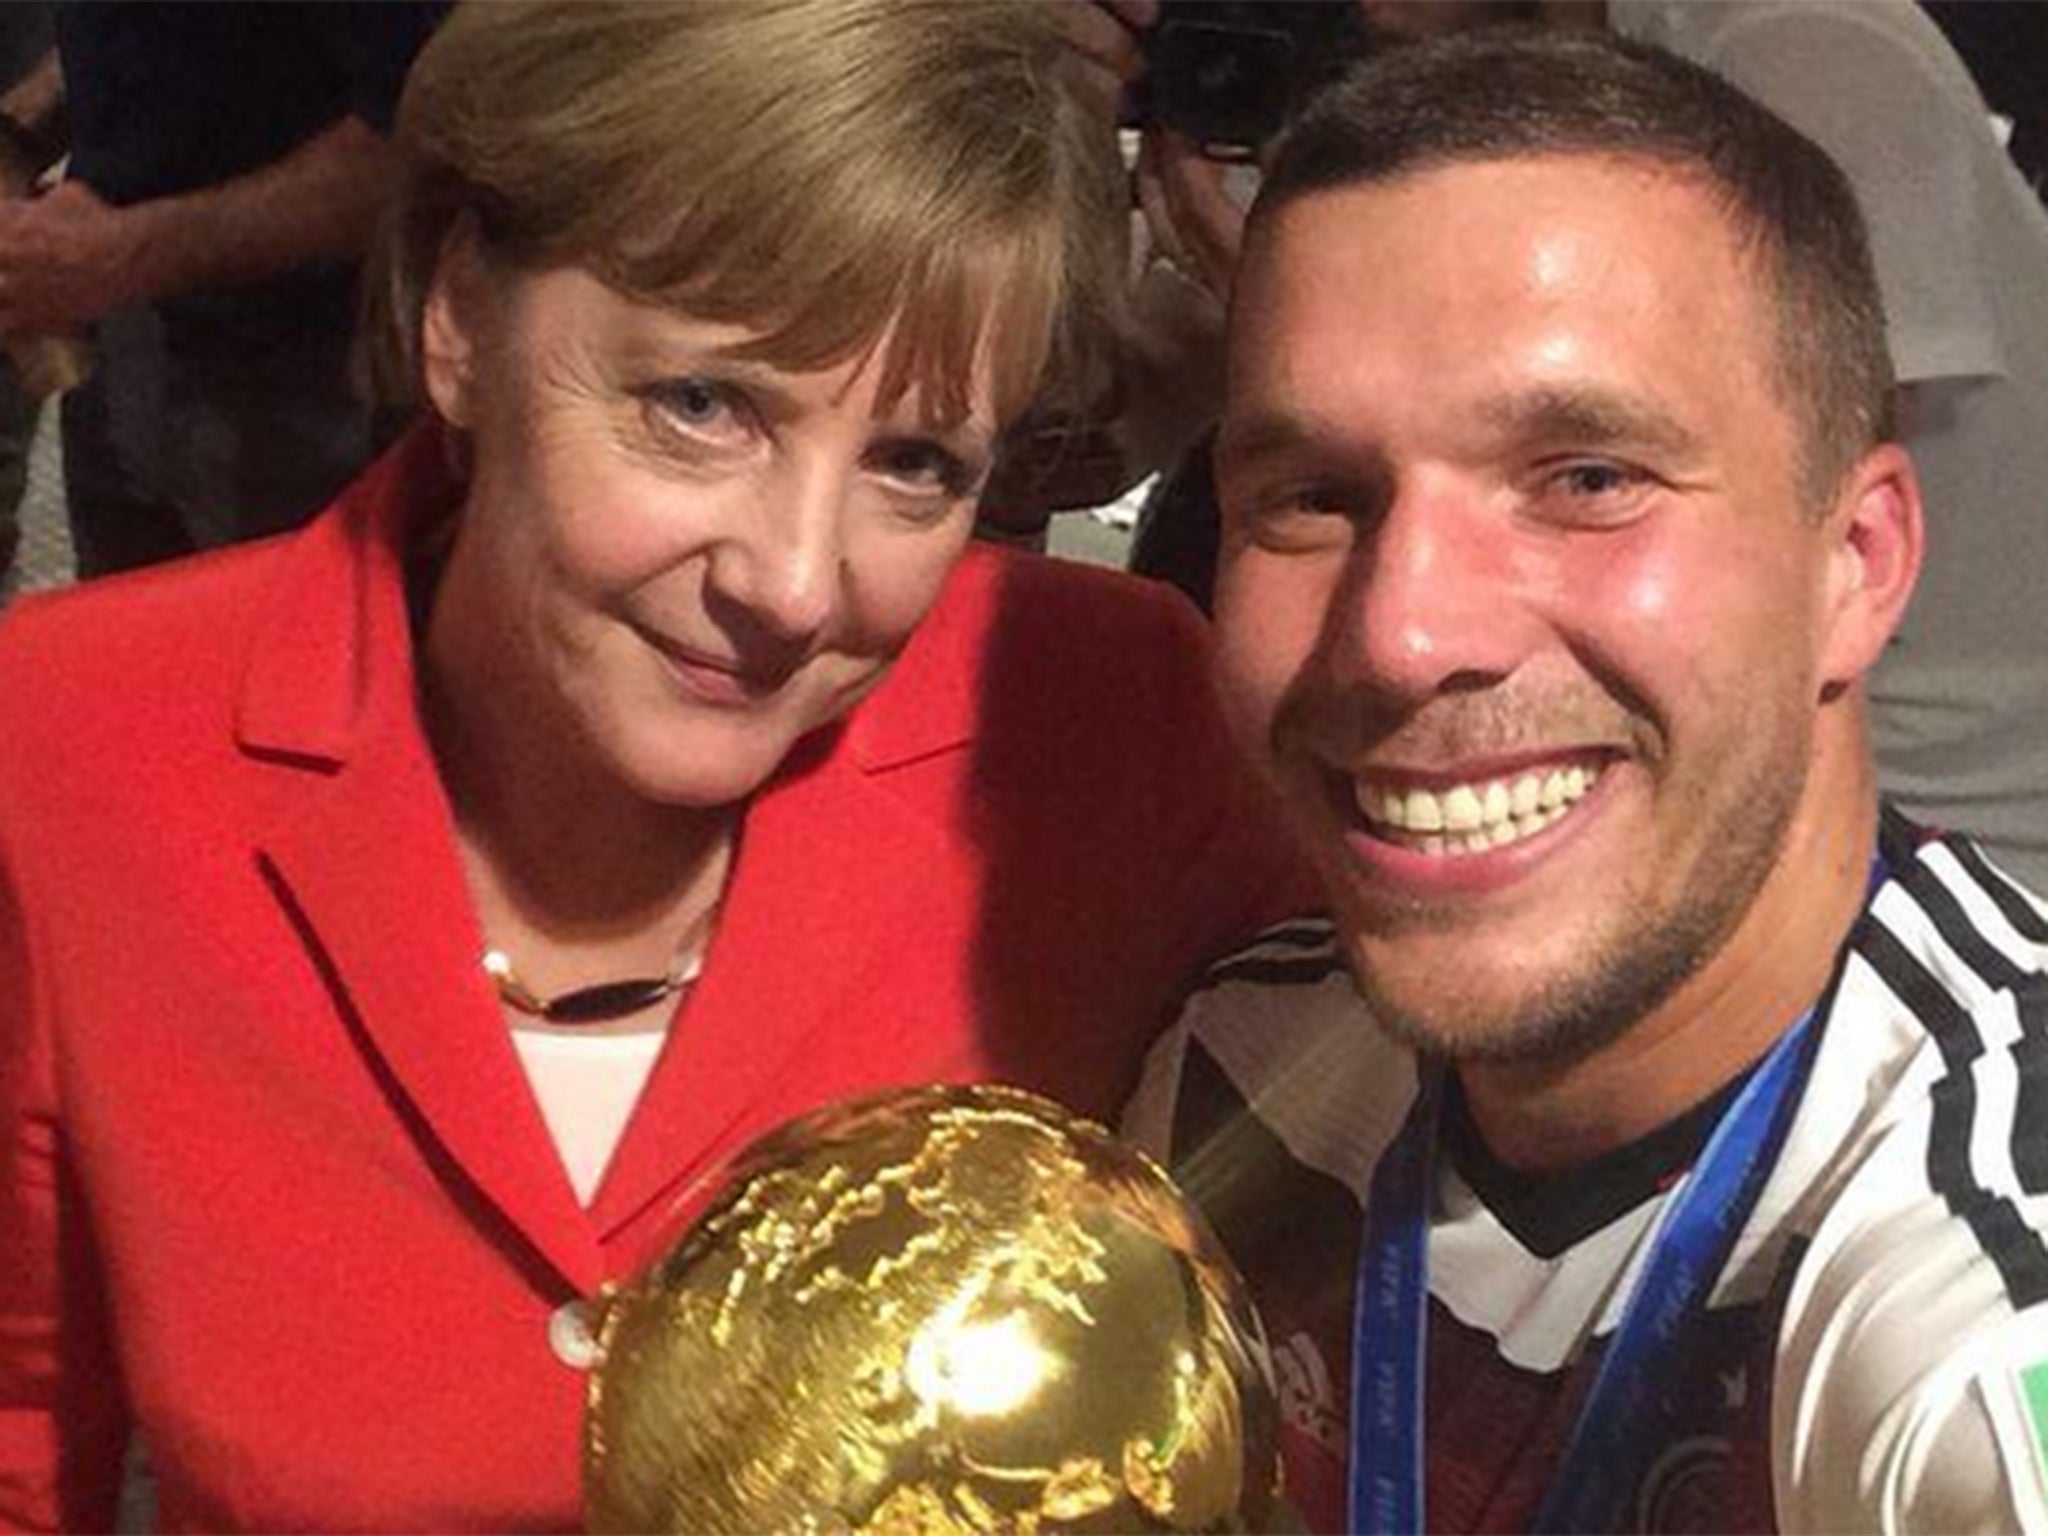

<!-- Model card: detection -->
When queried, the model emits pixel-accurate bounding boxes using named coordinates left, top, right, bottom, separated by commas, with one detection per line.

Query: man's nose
left=703, top=462, right=845, bottom=646
left=1338, top=483, right=1537, bottom=701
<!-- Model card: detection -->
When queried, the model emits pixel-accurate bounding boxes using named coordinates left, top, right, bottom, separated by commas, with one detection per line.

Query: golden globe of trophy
left=585, top=1083, right=1282, bottom=1534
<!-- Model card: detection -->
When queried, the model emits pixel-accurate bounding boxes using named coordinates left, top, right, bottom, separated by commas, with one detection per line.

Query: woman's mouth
left=637, top=626, right=786, bottom=706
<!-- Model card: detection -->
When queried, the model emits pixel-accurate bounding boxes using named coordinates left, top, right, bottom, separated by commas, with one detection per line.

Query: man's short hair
left=1253, top=27, right=1895, bottom=501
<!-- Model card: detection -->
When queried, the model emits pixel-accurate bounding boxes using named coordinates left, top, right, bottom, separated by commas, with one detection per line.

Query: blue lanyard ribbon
left=1347, top=951, right=1848, bottom=1534
left=1349, top=1074, right=1441, bottom=1534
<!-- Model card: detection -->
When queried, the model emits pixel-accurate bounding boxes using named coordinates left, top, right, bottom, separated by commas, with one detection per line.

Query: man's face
left=1214, top=155, right=1849, bottom=1062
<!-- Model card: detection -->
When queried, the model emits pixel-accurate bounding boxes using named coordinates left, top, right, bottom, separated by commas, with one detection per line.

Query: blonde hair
left=368, top=0, right=1126, bottom=429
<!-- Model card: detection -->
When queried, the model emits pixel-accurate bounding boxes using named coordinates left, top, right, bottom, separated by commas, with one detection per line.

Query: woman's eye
left=641, top=377, right=744, bottom=439
left=873, top=439, right=975, bottom=499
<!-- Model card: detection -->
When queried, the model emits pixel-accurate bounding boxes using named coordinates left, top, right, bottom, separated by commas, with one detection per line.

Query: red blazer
left=0, top=434, right=1303, bottom=1532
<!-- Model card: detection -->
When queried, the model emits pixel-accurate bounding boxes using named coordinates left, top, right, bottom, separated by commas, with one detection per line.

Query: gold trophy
left=586, top=1083, right=1282, bottom=1534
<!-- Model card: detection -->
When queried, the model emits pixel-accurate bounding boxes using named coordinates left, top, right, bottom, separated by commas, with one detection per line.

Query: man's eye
left=1556, top=462, right=1635, bottom=496
left=1532, top=459, right=1657, bottom=526
left=1250, top=478, right=1358, bottom=522
left=1227, top=483, right=1358, bottom=553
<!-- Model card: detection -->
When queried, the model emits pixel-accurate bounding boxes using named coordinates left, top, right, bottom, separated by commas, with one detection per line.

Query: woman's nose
left=702, top=465, right=846, bottom=646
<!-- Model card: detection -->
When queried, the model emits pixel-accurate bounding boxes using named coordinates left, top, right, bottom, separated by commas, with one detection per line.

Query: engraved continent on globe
left=585, top=1083, right=1281, bottom=1534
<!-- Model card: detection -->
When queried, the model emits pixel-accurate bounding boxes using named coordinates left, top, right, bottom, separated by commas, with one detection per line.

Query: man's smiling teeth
left=1356, top=765, right=1601, bottom=855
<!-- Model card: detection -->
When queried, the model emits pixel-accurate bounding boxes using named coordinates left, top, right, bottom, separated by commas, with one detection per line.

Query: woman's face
left=423, top=258, right=999, bottom=808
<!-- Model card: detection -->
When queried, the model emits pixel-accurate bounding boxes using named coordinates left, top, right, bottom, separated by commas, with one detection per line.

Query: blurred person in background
left=0, top=1, right=445, bottom=579
left=0, top=3, right=1299, bottom=1528
left=0, top=1, right=52, bottom=584
left=1924, top=0, right=2048, bottom=199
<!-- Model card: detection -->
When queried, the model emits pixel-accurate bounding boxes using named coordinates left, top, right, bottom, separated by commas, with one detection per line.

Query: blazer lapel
left=589, top=552, right=1006, bottom=1259
left=237, top=440, right=607, bottom=1297
left=588, top=748, right=949, bottom=1256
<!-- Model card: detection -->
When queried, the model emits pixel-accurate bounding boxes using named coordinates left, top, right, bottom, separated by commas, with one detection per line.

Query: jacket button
left=548, top=1299, right=600, bottom=1370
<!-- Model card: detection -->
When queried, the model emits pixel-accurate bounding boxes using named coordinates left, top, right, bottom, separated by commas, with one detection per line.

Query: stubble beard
left=1338, top=741, right=1810, bottom=1072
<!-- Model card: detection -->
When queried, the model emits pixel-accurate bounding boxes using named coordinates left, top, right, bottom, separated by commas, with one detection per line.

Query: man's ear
left=1819, top=441, right=1924, bottom=689
left=420, top=217, right=494, bottom=430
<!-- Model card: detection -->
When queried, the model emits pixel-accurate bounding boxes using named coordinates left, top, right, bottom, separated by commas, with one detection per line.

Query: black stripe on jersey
left=1197, top=953, right=1350, bottom=993
left=1947, top=835, right=2048, bottom=945
left=2016, top=999, right=2048, bottom=1195
left=1855, top=916, right=2048, bottom=1305
left=1168, top=1036, right=1364, bottom=1265
left=1236, top=918, right=1341, bottom=953
left=1894, top=851, right=2048, bottom=1194
left=1877, top=801, right=1930, bottom=876
left=1197, top=918, right=1340, bottom=981
left=1194, top=916, right=1343, bottom=992
left=1896, top=853, right=2035, bottom=993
